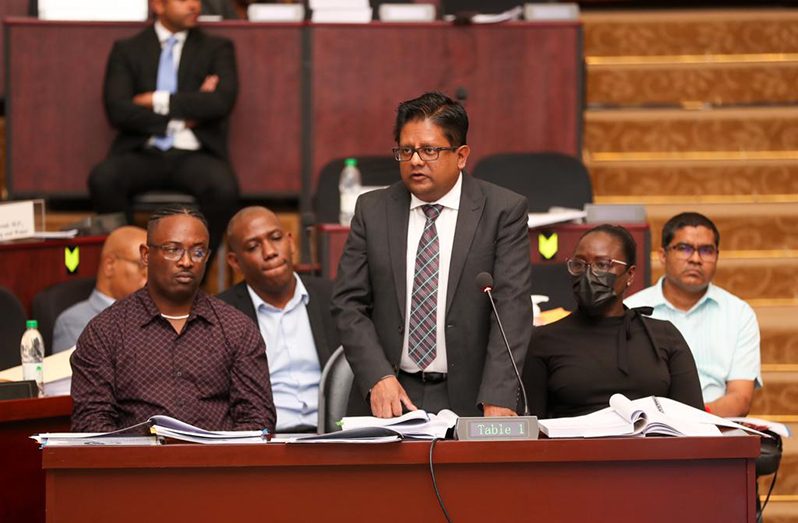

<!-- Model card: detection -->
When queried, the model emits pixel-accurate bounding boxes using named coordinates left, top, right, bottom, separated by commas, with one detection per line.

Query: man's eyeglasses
left=667, top=243, right=718, bottom=261
left=566, top=258, right=628, bottom=277
left=148, top=243, right=209, bottom=262
left=392, top=146, right=459, bottom=162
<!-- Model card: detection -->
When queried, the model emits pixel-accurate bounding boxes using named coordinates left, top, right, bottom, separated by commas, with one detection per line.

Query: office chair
left=31, top=277, right=96, bottom=356
left=313, top=156, right=399, bottom=224
left=472, top=152, right=593, bottom=212
left=531, top=263, right=576, bottom=312
left=0, top=286, right=27, bottom=371
left=317, top=346, right=355, bottom=433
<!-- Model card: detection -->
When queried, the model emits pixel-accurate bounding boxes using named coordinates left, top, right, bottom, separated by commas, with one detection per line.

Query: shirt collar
left=136, top=286, right=214, bottom=327
left=248, top=273, right=309, bottom=313
left=654, top=276, right=719, bottom=313
left=409, top=172, right=462, bottom=211
left=90, top=289, right=115, bottom=310
left=154, top=21, right=188, bottom=45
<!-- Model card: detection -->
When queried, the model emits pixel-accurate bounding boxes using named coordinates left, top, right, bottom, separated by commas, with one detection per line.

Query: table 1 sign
left=455, top=416, right=539, bottom=441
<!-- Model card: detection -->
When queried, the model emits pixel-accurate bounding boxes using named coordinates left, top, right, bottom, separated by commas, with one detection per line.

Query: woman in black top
left=525, top=224, right=704, bottom=418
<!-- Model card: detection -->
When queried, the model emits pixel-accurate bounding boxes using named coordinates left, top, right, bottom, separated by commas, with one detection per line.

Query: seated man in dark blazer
left=218, top=206, right=339, bottom=432
left=88, top=0, right=239, bottom=256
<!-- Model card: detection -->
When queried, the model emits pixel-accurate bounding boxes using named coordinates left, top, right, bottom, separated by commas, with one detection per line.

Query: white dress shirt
left=148, top=21, right=201, bottom=151
left=248, top=275, right=322, bottom=430
left=400, top=173, right=462, bottom=374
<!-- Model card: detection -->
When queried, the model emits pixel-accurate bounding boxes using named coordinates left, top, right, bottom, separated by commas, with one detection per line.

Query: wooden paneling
left=311, top=22, right=582, bottom=191
left=0, top=0, right=30, bottom=100
left=5, top=20, right=581, bottom=200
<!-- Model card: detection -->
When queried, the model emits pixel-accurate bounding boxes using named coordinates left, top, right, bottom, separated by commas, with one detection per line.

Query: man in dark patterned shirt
left=70, top=207, right=275, bottom=433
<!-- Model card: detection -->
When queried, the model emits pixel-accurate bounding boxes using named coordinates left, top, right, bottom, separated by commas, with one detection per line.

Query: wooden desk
left=0, top=396, right=72, bottom=523
left=4, top=20, right=581, bottom=199
left=0, top=236, right=104, bottom=314
left=43, top=436, right=758, bottom=522
left=317, top=222, right=651, bottom=293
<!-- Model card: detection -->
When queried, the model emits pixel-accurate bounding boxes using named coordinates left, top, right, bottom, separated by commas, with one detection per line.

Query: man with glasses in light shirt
left=625, top=212, right=761, bottom=417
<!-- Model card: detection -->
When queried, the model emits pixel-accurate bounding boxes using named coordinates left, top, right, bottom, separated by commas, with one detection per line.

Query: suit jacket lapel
left=301, top=277, right=330, bottom=366
left=387, top=183, right=410, bottom=317
left=178, top=29, right=200, bottom=90
left=447, top=174, right=485, bottom=313
left=144, top=27, right=162, bottom=91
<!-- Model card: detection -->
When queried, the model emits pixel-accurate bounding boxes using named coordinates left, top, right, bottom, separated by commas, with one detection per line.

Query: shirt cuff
left=166, top=120, right=186, bottom=135
left=152, top=90, right=170, bottom=115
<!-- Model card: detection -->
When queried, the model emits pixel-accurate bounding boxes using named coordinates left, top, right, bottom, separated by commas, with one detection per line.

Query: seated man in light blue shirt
left=625, top=212, right=761, bottom=417
left=52, top=226, right=147, bottom=353
left=218, top=206, right=339, bottom=432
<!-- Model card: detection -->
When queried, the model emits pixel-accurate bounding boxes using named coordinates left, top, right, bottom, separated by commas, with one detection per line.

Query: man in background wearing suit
left=88, top=0, right=239, bottom=255
left=219, top=207, right=339, bottom=432
left=332, top=91, right=533, bottom=418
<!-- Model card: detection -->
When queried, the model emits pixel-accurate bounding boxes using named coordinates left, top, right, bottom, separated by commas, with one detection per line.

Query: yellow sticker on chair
left=65, top=246, right=80, bottom=273
left=538, top=233, right=558, bottom=260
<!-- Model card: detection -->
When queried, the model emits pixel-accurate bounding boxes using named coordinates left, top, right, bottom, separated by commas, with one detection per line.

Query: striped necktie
left=408, top=204, right=443, bottom=369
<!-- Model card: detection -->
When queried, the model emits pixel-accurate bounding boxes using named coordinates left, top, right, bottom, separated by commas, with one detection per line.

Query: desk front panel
left=44, top=437, right=757, bottom=523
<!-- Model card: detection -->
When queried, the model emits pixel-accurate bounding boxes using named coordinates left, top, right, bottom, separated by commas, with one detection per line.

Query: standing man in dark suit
left=331, top=92, right=533, bottom=418
left=219, top=206, right=339, bottom=432
left=88, top=0, right=239, bottom=255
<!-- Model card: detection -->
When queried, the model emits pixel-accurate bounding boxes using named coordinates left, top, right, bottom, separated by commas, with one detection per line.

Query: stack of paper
left=289, top=409, right=458, bottom=443
left=33, top=415, right=270, bottom=446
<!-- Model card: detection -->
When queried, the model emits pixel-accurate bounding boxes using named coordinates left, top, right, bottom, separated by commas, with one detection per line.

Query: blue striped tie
left=408, top=204, right=443, bottom=369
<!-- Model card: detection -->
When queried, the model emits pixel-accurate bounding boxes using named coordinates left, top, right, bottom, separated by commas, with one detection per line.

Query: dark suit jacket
left=331, top=174, right=534, bottom=416
left=102, top=25, right=238, bottom=160
left=217, top=276, right=339, bottom=369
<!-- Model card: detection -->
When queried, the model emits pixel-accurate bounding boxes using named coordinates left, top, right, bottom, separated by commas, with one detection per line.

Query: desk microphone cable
left=429, top=437, right=453, bottom=523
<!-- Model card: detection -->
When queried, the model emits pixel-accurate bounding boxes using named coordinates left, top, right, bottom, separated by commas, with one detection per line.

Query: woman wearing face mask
left=524, top=224, right=704, bottom=419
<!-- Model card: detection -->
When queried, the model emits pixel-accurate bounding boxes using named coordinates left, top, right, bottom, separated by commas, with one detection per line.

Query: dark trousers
left=397, top=372, right=450, bottom=414
left=88, top=148, right=239, bottom=255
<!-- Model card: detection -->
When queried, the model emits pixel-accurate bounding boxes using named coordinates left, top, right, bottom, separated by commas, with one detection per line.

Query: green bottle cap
left=344, top=158, right=357, bottom=167
left=26, top=320, right=38, bottom=329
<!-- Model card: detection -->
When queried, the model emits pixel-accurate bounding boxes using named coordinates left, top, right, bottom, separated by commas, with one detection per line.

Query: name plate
left=455, top=416, right=539, bottom=441
left=0, top=201, right=36, bottom=241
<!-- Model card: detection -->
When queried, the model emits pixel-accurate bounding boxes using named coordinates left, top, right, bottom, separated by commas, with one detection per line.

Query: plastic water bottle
left=339, top=157, right=362, bottom=226
left=20, top=320, right=44, bottom=397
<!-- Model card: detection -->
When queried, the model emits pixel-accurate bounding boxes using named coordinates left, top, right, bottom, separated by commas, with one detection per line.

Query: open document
left=288, top=409, right=459, bottom=443
left=539, top=394, right=768, bottom=438
left=33, top=415, right=270, bottom=446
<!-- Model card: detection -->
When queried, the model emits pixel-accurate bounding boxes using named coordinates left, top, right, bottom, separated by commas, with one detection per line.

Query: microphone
left=476, top=271, right=530, bottom=417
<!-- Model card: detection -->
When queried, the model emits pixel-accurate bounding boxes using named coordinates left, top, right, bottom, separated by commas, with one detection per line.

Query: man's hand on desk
left=483, top=404, right=517, bottom=417
left=370, top=375, right=417, bottom=418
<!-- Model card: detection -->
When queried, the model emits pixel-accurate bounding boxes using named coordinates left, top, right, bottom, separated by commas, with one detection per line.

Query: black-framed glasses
left=392, top=146, right=459, bottom=162
left=667, top=243, right=718, bottom=260
left=148, top=243, right=209, bottom=262
left=566, top=258, right=628, bottom=276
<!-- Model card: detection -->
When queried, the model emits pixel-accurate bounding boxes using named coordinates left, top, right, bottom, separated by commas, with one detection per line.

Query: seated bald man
left=52, top=226, right=148, bottom=353
left=219, top=206, right=339, bottom=432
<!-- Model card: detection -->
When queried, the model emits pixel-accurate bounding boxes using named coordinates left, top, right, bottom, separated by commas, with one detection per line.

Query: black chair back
left=0, top=286, right=27, bottom=370
left=32, top=277, right=96, bottom=356
left=531, top=263, right=576, bottom=312
left=313, top=156, right=399, bottom=224
left=317, top=346, right=355, bottom=433
left=472, top=152, right=593, bottom=212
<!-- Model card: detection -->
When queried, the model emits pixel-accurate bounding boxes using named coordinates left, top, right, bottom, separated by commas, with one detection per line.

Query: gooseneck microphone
left=476, top=272, right=530, bottom=417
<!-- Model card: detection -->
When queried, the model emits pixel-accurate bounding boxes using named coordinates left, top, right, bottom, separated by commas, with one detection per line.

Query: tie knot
left=164, top=35, right=178, bottom=49
left=422, top=204, right=443, bottom=221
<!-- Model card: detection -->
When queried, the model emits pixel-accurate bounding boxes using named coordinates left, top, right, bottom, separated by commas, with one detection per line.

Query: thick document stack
left=33, top=415, right=270, bottom=446
left=289, top=409, right=458, bottom=443
left=310, top=0, right=372, bottom=23
left=540, top=394, right=768, bottom=438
